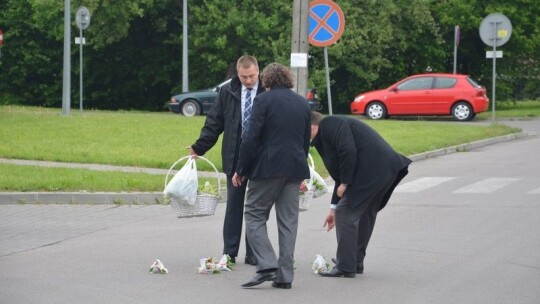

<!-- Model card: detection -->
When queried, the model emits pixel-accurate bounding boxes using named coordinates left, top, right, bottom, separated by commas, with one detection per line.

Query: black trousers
left=223, top=175, right=254, bottom=258
left=335, top=168, right=408, bottom=273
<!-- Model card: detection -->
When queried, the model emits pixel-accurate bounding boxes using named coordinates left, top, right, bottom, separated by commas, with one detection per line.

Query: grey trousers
left=244, top=178, right=301, bottom=284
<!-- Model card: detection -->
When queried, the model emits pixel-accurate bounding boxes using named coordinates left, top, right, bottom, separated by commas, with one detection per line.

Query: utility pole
left=291, top=0, right=309, bottom=97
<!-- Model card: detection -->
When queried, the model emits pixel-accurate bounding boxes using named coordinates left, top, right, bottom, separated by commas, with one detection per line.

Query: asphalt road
left=1, top=119, right=539, bottom=304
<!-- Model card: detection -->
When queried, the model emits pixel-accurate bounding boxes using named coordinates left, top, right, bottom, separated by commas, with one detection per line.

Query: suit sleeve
left=191, top=91, right=225, bottom=155
left=321, top=118, right=357, bottom=185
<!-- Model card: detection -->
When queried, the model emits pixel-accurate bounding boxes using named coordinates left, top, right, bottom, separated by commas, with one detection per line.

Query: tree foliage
left=0, top=0, right=538, bottom=112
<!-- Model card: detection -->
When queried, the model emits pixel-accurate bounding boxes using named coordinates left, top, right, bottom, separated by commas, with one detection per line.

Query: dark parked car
left=169, top=79, right=321, bottom=116
left=350, top=73, right=489, bottom=121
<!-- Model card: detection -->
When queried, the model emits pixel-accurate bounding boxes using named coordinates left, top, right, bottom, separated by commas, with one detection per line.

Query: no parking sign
left=309, top=0, right=345, bottom=47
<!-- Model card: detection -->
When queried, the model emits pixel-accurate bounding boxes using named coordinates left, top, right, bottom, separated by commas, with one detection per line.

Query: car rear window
left=466, top=77, right=483, bottom=88
left=434, top=77, right=457, bottom=89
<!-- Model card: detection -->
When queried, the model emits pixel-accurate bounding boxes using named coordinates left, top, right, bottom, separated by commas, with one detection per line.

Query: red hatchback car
left=350, top=73, right=489, bottom=121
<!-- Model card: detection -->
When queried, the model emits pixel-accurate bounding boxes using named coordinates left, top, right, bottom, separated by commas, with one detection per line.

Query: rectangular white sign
left=75, top=37, right=86, bottom=44
left=290, top=53, right=308, bottom=68
left=486, top=51, right=503, bottom=58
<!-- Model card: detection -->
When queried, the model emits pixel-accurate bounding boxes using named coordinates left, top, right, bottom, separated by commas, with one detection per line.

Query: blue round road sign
left=309, top=0, right=345, bottom=47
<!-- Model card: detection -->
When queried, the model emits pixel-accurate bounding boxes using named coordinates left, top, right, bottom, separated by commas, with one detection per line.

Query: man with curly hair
left=232, top=63, right=311, bottom=289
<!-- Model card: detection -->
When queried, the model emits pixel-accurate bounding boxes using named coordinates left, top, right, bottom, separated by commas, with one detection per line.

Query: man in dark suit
left=232, top=63, right=311, bottom=289
left=190, top=55, right=264, bottom=266
left=310, top=111, right=412, bottom=278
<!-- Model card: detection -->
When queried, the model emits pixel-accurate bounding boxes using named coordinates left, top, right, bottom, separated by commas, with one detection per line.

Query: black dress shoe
left=331, top=258, right=363, bottom=274
left=319, top=267, right=356, bottom=278
left=241, top=271, right=277, bottom=288
left=244, top=256, right=258, bottom=266
left=272, top=282, right=292, bottom=289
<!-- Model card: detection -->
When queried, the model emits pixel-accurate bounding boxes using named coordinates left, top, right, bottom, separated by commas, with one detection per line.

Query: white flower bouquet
left=196, top=254, right=234, bottom=274
left=311, top=254, right=330, bottom=274
left=149, top=259, right=169, bottom=274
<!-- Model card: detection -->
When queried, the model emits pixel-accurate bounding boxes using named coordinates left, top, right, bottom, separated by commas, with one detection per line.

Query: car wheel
left=181, top=100, right=201, bottom=117
left=452, top=102, right=473, bottom=121
left=366, top=102, right=387, bottom=120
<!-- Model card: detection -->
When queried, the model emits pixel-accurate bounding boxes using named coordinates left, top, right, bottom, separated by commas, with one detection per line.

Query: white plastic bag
left=164, top=157, right=198, bottom=205
left=311, top=168, right=328, bottom=198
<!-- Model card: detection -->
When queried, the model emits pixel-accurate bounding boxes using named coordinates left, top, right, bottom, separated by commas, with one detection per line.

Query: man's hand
left=336, top=183, right=347, bottom=197
left=323, top=209, right=336, bottom=232
left=187, top=146, right=198, bottom=157
left=231, top=173, right=244, bottom=187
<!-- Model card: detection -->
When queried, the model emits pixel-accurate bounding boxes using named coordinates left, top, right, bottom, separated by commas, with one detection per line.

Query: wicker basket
left=299, top=189, right=314, bottom=211
left=164, top=156, right=221, bottom=218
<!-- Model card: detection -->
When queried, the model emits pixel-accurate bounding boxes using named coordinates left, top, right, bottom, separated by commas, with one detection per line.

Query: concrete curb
left=408, top=131, right=529, bottom=161
left=0, top=131, right=531, bottom=205
left=0, top=191, right=165, bottom=205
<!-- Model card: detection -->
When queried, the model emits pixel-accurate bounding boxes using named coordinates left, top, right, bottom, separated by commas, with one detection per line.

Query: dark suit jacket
left=191, top=77, right=265, bottom=175
left=311, top=116, right=412, bottom=210
left=236, top=86, right=311, bottom=180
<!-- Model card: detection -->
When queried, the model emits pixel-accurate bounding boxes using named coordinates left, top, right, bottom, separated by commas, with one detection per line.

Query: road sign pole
left=75, top=6, right=91, bottom=112
left=453, top=25, right=458, bottom=74
left=79, top=27, right=83, bottom=112
left=324, top=47, right=333, bottom=115
left=182, top=0, right=189, bottom=92
left=308, top=0, right=345, bottom=115
left=479, top=13, right=512, bottom=125
left=491, top=21, right=499, bottom=124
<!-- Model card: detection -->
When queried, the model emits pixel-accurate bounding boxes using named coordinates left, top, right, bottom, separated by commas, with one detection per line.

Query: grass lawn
left=0, top=104, right=532, bottom=192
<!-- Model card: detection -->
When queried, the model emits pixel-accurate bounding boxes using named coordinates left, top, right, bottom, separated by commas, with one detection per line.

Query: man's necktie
left=242, top=89, right=252, bottom=133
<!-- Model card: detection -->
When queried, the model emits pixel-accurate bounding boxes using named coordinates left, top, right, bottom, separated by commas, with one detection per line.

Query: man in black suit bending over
left=310, top=111, right=411, bottom=278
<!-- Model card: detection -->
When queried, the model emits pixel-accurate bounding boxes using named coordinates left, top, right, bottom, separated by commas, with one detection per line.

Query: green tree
left=1, top=0, right=538, bottom=112
left=187, top=0, right=293, bottom=91
left=309, top=0, right=442, bottom=112
left=431, top=0, right=540, bottom=101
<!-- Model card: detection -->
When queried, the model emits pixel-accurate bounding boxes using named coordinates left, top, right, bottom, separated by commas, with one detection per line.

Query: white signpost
left=76, top=7, right=91, bottom=112
left=479, top=13, right=512, bottom=123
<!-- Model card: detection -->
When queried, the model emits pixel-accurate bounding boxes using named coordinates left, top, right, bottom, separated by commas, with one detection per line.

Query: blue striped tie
left=242, top=89, right=252, bottom=133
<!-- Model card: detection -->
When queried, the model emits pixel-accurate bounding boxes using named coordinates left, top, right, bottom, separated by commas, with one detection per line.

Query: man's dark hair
left=311, top=111, right=324, bottom=126
left=260, top=63, right=294, bottom=89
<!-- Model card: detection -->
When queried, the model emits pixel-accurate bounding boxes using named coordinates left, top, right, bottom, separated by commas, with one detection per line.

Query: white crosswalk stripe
left=527, top=187, right=540, bottom=194
left=453, top=177, right=521, bottom=193
left=395, top=177, right=456, bottom=193
left=395, top=177, right=540, bottom=194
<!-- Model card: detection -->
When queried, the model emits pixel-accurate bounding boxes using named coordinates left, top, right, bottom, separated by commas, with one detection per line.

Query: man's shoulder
left=219, top=78, right=241, bottom=101
left=227, top=77, right=242, bottom=91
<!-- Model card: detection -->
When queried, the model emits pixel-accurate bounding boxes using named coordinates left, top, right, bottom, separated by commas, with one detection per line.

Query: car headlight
left=353, top=95, right=365, bottom=102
